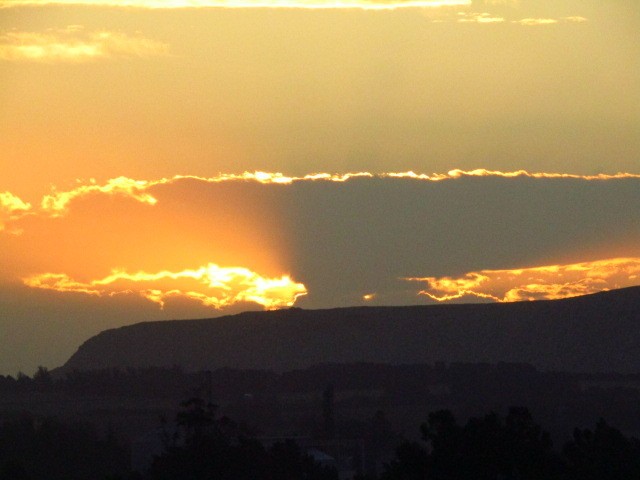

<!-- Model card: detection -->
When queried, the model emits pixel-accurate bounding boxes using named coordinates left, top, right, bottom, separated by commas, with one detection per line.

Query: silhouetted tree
left=32, top=366, right=52, bottom=391
left=323, top=384, right=336, bottom=440
left=563, top=419, right=640, bottom=480
left=365, top=410, right=395, bottom=477
left=147, top=397, right=338, bottom=480
left=382, top=441, right=429, bottom=480
left=382, top=408, right=563, bottom=480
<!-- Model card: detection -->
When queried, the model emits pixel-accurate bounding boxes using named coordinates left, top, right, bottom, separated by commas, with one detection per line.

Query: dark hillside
left=60, top=286, right=640, bottom=374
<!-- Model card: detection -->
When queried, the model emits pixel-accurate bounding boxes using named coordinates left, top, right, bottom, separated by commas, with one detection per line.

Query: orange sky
left=2, top=1, right=639, bottom=197
left=0, top=0, right=639, bottom=374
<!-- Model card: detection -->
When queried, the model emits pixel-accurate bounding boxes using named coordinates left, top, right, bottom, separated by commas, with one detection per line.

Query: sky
left=0, top=0, right=639, bottom=375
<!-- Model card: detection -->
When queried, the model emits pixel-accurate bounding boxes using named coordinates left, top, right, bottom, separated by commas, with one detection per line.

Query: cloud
left=512, top=16, right=589, bottom=27
left=385, top=169, right=635, bottom=180
left=423, top=4, right=588, bottom=26
left=514, top=18, right=557, bottom=26
left=406, top=258, right=640, bottom=303
left=481, top=0, right=517, bottom=5
left=564, top=16, right=588, bottom=23
left=1, top=168, right=636, bottom=245
left=23, top=263, right=307, bottom=309
left=512, top=16, right=588, bottom=27
left=35, top=173, right=373, bottom=218
left=0, top=26, right=168, bottom=62
left=0, top=0, right=471, bottom=9
left=41, top=176, right=157, bottom=216
left=0, top=191, right=31, bottom=234
left=25, top=169, right=640, bottom=218
left=3, top=171, right=639, bottom=311
left=456, top=12, right=504, bottom=23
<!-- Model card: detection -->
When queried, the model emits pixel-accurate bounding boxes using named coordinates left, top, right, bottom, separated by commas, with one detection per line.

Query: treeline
left=147, top=403, right=640, bottom=480
left=2, top=402, right=639, bottom=480
left=145, top=397, right=339, bottom=480
left=382, top=407, right=640, bottom=480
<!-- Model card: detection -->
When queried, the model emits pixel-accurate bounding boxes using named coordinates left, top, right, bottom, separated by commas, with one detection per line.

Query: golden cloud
left=423, top=7, right=587, bottom=26
left=457, top=12, right=504, bottom=23
left=0, top=26, right=168, bottom=62
left=35, top=173, right=374, bottom=217
left=564, top=16, right=588, bottom=23
left=406, top=257, right=640, bottom=303
left=0, top=191, right=31, bottom=234
left=41, top=176, right=157, bottom=216
left=514, top=18, right=558, bottom=26
left=385, top=169, right=639, bottom=181
left=0, top=0, right=471, bottom=9
left=23, top=263, right=307, bottom=309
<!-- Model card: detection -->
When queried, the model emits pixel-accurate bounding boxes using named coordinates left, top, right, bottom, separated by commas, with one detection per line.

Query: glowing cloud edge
left=0, top=191, right=32, bottom=233
left=406, top=257, right=640, bottom=303
left=23, top=263, right=308, bottom=310
left=2, top=169, right=638, bottom=231
left=38, top=168, right=640, bottom=214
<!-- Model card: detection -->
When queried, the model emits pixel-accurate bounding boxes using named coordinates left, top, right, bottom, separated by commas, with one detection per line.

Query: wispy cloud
left=514, top=17, right=558, bottom=26
left=41, top=176, right=157, bottom=216
left=456, top=12, right=504, bottom=23
left=0, top=26, right=168, bottom=62
left=384, top=169, right=632, bottom=181
left=0, top=191, right=31, bottom=234
left=564, top=16, right=588, bottom=23
left=424, top=4, right=588, bottom=26
left=512, top=16, right=587, bottom=26
left=0, top=0, right=471, bottom=10
left=23, top=263, right=307, bottom=309
left=406, top=257, right=640, bottom=303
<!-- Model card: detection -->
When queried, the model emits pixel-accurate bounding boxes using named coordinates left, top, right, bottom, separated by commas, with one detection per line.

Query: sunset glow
left=1, top=0, right=638, bottom=376
left=24, top=263, right=307, bottom=309
left=407, top=258, right=640, bottom=303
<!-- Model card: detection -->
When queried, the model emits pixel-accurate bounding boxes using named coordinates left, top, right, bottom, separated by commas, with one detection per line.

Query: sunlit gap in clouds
left=0, top=0, right=471, bottom=9
left=23, top=263, right=307, bottom=310
left=406, top=258, right=640, bottom=303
